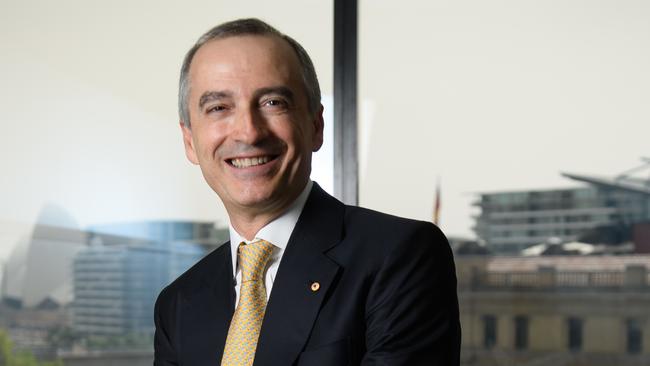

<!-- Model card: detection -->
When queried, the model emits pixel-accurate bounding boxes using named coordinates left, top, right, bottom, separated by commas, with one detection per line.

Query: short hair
left=178, top=18, right=321, bottom=127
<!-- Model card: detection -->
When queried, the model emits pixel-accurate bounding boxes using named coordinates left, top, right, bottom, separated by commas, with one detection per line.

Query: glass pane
left=0, top=1, right=332, bottom=363
left=360, top=1, right=650, bottom=365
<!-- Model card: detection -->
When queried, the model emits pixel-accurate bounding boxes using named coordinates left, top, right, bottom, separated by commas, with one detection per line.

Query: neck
left=227, top=180, right=312, bottom=240
left=227, top=190, right=304, bottom=241
left=229, top=212, right=277, bottom=241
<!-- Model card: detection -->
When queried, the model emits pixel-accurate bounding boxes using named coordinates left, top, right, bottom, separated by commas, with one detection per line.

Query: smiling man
left=154, top=18, right=460, bottom=366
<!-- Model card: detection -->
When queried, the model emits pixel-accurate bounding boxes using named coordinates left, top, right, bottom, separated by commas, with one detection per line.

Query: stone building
left=457, top=255, right=650, bottom=366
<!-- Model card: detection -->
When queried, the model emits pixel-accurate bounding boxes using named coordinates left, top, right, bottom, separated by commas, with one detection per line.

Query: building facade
left=72, top=221, right=222, bottom=336
left=457, top=255, right=650, bottom=366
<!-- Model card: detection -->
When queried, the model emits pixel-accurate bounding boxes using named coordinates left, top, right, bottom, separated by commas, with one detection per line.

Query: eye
left=263, top=98, right=288, bottom=108
left=206, top=104, right=228, bottom=113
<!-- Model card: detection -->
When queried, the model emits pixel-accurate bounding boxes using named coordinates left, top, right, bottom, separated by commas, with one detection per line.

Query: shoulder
left=156, top=242, right=230, bottom=303
left=341, top=207, right=460, bottom=364
left=328, top=205, right=452, bottom=272
left=343, top=205, right=447, bottom=251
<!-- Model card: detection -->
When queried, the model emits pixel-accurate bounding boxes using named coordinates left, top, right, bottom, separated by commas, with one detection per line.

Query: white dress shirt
left=228, top=180, right=313, bottom=307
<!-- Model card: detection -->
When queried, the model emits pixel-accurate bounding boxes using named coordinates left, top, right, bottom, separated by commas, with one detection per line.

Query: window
left=483, top=315, right=497, bottom=349
left=567, top=317, right=583, bottom=352
left=627, top=319, right=643, bottom=354
left=514, top=315, right=529, bottom=350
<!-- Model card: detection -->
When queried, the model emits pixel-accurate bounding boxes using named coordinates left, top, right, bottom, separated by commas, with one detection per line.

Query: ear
left=180, top=121, right=200, bottom=165
left=311, top=104, right=324, bottom=152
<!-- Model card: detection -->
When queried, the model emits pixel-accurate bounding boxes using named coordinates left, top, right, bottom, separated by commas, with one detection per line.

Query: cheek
left=196, top=127, right=228, bottom=158
left=279, top=119, right=310, bottom=148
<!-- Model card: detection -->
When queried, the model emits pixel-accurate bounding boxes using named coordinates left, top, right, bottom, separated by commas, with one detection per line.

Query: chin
left=232, top=188, right=278, bottom=208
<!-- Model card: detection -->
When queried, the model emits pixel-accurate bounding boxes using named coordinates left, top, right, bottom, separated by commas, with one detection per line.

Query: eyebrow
left=198, top=91, right=232, bottom=109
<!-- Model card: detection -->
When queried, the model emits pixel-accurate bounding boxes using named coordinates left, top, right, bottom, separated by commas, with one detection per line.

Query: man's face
left=181, top=35, right=323, bottom=219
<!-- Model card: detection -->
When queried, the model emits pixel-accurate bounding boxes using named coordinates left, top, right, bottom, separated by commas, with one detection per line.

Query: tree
left=0, top=329, right=63, bottom=366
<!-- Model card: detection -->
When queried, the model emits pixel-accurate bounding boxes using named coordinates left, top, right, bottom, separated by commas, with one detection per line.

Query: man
left=154, top=18, right=460, bottom=366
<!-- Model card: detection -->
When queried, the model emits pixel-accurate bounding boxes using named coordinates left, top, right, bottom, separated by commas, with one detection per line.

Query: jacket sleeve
left=362, top=222, right=461, bottom=366
left=153, top=287, right=180, bottom=366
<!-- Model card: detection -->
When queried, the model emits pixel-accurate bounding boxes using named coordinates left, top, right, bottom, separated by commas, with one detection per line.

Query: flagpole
left=433, top=177, right=441, bottom=226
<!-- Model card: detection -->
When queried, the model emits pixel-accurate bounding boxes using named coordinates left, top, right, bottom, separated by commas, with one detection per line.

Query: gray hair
left=178, top=18, right=321, bottom=127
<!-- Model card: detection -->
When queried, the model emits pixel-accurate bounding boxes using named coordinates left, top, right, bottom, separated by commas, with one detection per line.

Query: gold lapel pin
left=310, top=282, right=320, bottom=292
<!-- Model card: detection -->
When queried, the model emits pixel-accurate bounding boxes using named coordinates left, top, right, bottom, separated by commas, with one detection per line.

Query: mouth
left=227, top=155, right=279, bottom=168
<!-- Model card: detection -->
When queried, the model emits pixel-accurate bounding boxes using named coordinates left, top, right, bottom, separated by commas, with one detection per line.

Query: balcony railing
left=461, top=268, right=650, bottom=291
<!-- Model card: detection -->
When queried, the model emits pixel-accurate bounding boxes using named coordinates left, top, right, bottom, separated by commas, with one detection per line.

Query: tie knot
left=238, top=239, right=275, bottom=282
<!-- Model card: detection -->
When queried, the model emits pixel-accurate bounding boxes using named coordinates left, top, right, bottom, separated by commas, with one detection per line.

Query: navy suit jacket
left=154, top=183, right=460, bottom=365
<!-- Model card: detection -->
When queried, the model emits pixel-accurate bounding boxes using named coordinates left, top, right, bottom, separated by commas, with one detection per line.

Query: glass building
left=72, top=221, right=219, bottom=336
left=474, top=186, right=650, bottom=254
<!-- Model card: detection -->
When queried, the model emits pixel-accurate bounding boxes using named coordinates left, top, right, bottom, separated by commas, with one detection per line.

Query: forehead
left=188, top=35, right=303, bottom=92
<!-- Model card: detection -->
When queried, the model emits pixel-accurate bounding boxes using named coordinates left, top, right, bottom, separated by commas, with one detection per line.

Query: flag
left=433, top=178, right=441, bottom=226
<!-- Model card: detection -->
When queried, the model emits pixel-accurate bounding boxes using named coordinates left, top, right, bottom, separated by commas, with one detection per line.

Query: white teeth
left=231, top=156, right=270, bottom=168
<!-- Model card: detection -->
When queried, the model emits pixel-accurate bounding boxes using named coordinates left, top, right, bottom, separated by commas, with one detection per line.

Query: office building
left=72, top=221, right=224, bottom=336
left=474, top=160, right=650, bottom=254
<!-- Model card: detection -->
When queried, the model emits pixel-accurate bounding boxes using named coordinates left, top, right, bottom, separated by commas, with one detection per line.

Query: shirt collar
left=228, top=180, right=313, bottom=275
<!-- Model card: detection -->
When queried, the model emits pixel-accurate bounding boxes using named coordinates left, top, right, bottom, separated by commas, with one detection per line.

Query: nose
left=231, top=106, right=268, bottom=145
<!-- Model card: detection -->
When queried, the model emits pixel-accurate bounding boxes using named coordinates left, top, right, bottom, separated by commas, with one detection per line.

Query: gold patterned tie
left=221, top=239, right=275, bottom=366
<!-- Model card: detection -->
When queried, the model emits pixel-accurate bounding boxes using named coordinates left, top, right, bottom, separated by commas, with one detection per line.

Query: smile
left=228, top=155, right=277, bottom=168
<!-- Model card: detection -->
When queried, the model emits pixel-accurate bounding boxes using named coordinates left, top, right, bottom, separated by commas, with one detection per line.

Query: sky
left=1, top=0, right=649, bottom=261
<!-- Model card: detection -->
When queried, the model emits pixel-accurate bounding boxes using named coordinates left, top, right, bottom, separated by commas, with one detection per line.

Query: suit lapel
left=180, top=242, right=235, bottom=365
left=254, top=184, right=345, bottom=366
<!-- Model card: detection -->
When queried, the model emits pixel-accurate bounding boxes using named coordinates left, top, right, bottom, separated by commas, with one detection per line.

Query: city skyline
left=2, top=0, right=650, bottom=261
